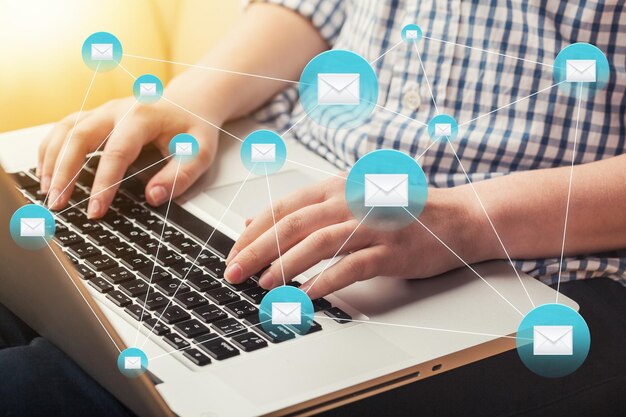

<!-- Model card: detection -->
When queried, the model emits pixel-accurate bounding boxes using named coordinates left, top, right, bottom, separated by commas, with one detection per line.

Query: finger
left=144, top=127, right=216, bottom=207
left=300, top=247, right=383, bottom=299
left=256, top=220, right=372, bottom=290
left=224, top=201, right=346, bottom=283
left=46, top=115, right=114, bottom=210
left=226, top=182, right=329, bottom=263
left=39, top=113, right=83, bottom=192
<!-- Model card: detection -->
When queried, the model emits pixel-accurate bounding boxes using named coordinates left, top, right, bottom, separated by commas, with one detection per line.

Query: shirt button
left=402, top=84, right=422, bottom=111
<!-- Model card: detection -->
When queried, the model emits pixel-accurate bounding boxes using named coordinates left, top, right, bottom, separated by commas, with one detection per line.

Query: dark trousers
left=1, top=278, right=624, bottom=417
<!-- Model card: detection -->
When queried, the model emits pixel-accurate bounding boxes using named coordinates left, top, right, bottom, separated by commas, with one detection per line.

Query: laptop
left=0, top=123, right=577, bottom=417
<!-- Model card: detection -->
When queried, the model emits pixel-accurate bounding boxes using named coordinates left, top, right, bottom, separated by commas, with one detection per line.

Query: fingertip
left=87, top=199, right=102, bottom=219
left=146, top=185, right=168, bottom=206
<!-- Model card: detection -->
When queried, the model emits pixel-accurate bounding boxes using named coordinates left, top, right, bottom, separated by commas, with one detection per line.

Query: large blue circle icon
left=553, top=43, right=610, bottom=98
left=9, top=204, right=56, bottom=250
left=259, top=286, right=314, bottom=341
left=81, top=32, right=122, bottom=72
left=240, top=130, right=287, bottom=175
left=117, top=347, right=149, bottom=378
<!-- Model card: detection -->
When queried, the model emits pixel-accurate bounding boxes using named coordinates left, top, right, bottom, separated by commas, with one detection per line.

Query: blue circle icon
left=345, top=149, right=428, bottom=231
left=133, top=74, right=163, bottom=104
left=401, top=24, right=423, bottom=43
left=240, top=130, right=287, bottom=175
left=259, top=286, right=314, bottom=341
left=516, top=303, right=590, bottom=378
left=299, top=49, right=378, bottom=129
left=9, top=204, right=56, bottom=250
left=168, top=133, right=199, bottom=162
left=428, top=114, right=458, bottom=142
left=553, top=43, right=610, bottom=98
left=81, top=32, right=122, bottom=72
left=117, top=347, right=148, bottom=378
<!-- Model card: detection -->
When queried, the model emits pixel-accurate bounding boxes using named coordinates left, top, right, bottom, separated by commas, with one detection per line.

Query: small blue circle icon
left=516, top=303, right=590, bottom=378
left=240, top=130, right=286, bottom=175
left=345, top=149, right=428, bottom=231
left=168, top=133, right=199, bottom=161
left=117, top=347, right=149, bottom=378
left=553, top=43, right=610, bottom=98
left=81, top=32, right=122, bottom=72
left=9, top=204, right=56, bottom=250
left=427, top=114, right=458, bottom=142
left=401, top=24, right=423, bottom=43
left=299, top=49, right=378, bottom=129
left=259, top=286, right=314, bottom=341
left=133, top=74, right=163, bottom=104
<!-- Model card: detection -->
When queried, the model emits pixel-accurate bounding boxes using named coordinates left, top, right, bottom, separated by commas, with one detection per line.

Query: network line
left=369, top=39, right=404, bottom=64
left=264, top=164, right=287, bottom=286
left=413, top=42, right=439, bottom=114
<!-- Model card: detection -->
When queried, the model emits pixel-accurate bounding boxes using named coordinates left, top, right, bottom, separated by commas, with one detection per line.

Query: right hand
left=38, top=94, right=221, bottom=218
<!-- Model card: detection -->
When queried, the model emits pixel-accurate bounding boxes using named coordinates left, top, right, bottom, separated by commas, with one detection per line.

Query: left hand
left=224, top=176, right=492, bottom=300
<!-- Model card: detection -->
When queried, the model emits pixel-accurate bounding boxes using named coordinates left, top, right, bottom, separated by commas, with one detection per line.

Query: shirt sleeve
left=246, top=0, right=346, bottom=46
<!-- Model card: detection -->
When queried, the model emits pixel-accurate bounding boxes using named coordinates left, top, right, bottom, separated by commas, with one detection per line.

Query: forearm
left=468, top=154, right=626, bottom=260
left=166, top=3, right=327, bottom=124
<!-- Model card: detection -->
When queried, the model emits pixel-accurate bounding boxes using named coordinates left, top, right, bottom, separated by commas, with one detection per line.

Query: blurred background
left=0, top=0, right=241, bottom=132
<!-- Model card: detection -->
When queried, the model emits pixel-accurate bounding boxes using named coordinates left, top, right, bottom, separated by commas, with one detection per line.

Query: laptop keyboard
left=10, top=157, right=351, bottom=367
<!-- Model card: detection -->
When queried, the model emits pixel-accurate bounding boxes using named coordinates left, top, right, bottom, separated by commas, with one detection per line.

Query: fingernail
left=224, top=263, right=242, bottom=283
left=47, top=189, right=60, bottom=209
left=258, top=270, right=273, bottom=289
left=149, top=185, right=167, bottom=205
left=40, top=176, right=51, bottom=192
left=245, top=218, right=253, bottom=227
left=225, top=249, right=238, bottom=264
left=87, top=199, right=101, bottom=219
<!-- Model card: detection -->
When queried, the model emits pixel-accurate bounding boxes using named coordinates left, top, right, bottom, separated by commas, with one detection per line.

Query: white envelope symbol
left=565, top=60, right=596, bottom=82
left=364, top=174, right=409, bottom=207
left=20, top=217, right=46, bottom=237
left=271, top=302, right=301, bottom=325
left=251, top=143, right=276, bottom=163
left=317, top=73, right=360, bottom=105
left=175, top=142, right=193, bottom=156
left=91, top=43, right=113, bottom=61
left=139, top=83, right=157, bottom=96
left=435, top=123, right=452, bottom=138
left=533, top=325, right=573, bottom=355
left=406, top=30, right=418, bottom=39
left=124, top=356, right=142, bottom=370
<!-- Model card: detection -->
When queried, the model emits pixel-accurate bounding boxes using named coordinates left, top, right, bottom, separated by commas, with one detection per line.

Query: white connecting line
left=44, top=63, right=100, bottom=207
left=264, top=164, right=287, bottom=286
left=133, top=158, right=182, bottom=346
left=555, top=83, right=584, bottom=303
left=413, top=42, right=439, bottom=114
left=369, top=40, right=404, bottom=64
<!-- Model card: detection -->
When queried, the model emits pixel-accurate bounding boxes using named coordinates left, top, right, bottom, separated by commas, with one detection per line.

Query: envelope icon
left=271, top=302, right=301, bottom=325
left=364, top=174, right=409, bottom=207
left=434, top=123, right=452, bottom=138
left=565, top=59, right=596, bottom=82
left=91, top=43, right=114, bottom=61
left=20, top=217, right=46, bottom=237
left=175, top=142, right=193, bottom=156
left=406, top=30, right=419, bottom=39
left=124, top=356, right=142, bottom=370
left=317, top=73, right=360, bottom=105
left=139, top=83, right=157, bottom=96
left=251, top=143, right=276, bottom=163
left=533, top=325, right=573, bottom=355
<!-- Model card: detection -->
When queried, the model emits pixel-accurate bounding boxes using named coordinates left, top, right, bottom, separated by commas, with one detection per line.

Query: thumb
left=145, top=131, right=217, bottom=206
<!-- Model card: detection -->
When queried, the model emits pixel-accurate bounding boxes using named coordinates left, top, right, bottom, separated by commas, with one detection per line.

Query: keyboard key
left=183, top=348, right=211, bottom=366
left=155, top=279, right=190, bottom=296
left=192, top=304, right=227, bottom=324
left=85, top=254, right=116, bottom=271
left=54, top=231, right=84, bottom=247
left=174, top=292, right=208, bottom=309
left=101, top=267, right=134, bottom=284
left=211, top=318, right=245, bottom=337
left=106, top=290, right=132, bottom=307
left=88, top=277, right=113, bottom=293
left=73, top=220, right=102, bottom=235
left=187, top=275, right=221, bottom=292
left=76, top=170, right=95, bottom=188
left=67, top=254, right=80, bottom=265
left=142, top=291, right=169, bottom=311
left=67, top=242, right=101, bottom=259
left=120, top=253, right=151, bottom=271
left=144, top=217, right=165, bottom=233
left=137, top=266, right=171, bottom=283
left=23, top=187, right=46, bottom=202
left=241, top=287, right=268, bottom=304
left=100, top=213, right=133, bottom=230
left=163, top=332, right=190, bottom=350
left=223, top=300, right=258, bottom=319
left=124, top=304, right=151, bottom=321
left=169, top=263, right=204, bottom=280
left=231, top=332, right=268, bottom=352
left=224, top=278, right=257, bottom=292
left=111, top=193, right=136, bottom=209
left=11, top=171, right=38, bottom=189
left=205, top=287, right=239, bottom=305
left=143, top=318, right=170, bottom=336
left=312, top=298, right=332, bottom=312
left=118, top=227, right=151, bottom=243
left=87, top=229, right=119, bottom=246
left=103, top=241, right=137, bottom=259
left=174, top=319, right=210, bottom=338
left=253, top=324, right=295, bottom=343
left=195, top=334, right=239, bottom=360
left=134, top=239, right=160, bottom=256
left=158, top=305, right=190, bottom=324
left=242, top=314, right=260, bottom=326
left=195, top=251, right=221, bottom=266
left=169, top=238, right=199, bottom=254
left=162, top=228, right=184, bottom=243
left=156, top=250, right=185, bottom=267
left=324, top=307, right=352, bottom=323
left=118, top=279, right=150, bottom=297
left=118, top=204, right=150, bottom=219
left=204, top=261, right=226, bottom=278
left=293, top=319, right=323, bottom=335
left=74, top=263, right=96, bottom=280
left=61, top=209, right=87, bottom=225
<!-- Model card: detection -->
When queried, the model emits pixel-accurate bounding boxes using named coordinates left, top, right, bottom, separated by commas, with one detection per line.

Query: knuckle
left=272, top=201, right=286, bottom=220
left=240, top=246, right=259, bottom=267
left=101, top=146, right=129, bottom=164
left=281, top=214, right=304, bottom=236
left=311, top=229, right=332, bottom=249
left=131, top=103, right=156, bottom=118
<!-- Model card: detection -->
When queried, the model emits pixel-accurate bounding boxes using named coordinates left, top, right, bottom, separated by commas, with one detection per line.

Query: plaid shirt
left=251, top=0, right=626, bottom=286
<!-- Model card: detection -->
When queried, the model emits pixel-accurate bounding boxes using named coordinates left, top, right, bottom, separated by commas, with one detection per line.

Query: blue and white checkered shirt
left=251, top=0, right=626, bottom=286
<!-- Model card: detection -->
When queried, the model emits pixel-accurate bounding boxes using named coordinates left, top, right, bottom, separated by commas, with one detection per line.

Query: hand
left=38, top=84, right=224, bottom=218
left=224, top=176, right=492, bottom=300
